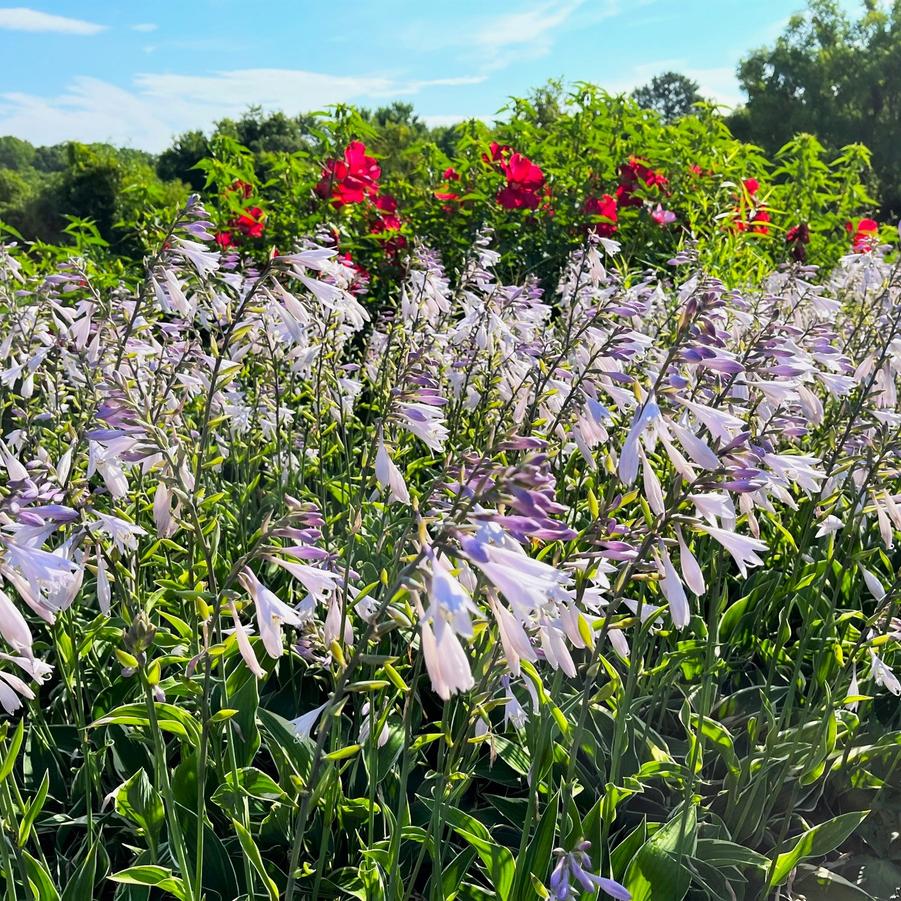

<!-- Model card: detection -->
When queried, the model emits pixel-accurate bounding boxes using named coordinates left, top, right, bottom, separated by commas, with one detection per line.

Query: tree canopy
left=729, top=0, right=901, bottom=212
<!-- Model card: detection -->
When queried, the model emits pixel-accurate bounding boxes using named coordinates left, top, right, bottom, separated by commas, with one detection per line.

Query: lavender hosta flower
left=374, top=436, right=410, bottom=504
left=396, top=401, right=449, bottom=453
left=549, top=843, right=631, bottom=901
left=618, top=396, right=660, bottom=485
left=152, top=481, right=178, bottom=538
left=237, top=567, right=305, bottom=660
left=0, top=667, right=35, bottom=714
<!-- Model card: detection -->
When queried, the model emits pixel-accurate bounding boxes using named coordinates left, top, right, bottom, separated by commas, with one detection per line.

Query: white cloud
left=402, top=0, right=618, bottom=71
left=131, top=22, right=157, bottom=33
left=0, top=6, right=105, bottom=34
left=0, top=69, right=486, bottom=151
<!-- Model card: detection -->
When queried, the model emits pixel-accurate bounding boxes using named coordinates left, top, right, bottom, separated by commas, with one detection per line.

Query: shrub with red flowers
left=214, top=180, right=267, bottom=249
left=191, top=86, right=875, bottom=296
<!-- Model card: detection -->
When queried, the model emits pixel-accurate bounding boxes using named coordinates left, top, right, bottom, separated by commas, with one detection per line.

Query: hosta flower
left=89, top=513, right=146, bottom=554
left=0, top=587, right=32, bottom=652
left=657, top=544, right=690, bottom=629
left=228, top=602, right=265, bottom=679
left=549, top=842, right=631, bottom=900
left=869, top=649, right=900, bottom=695
left=238, top=567, right=305, bottom=660
left=374, top=436, right=410, bottom=504
left=698, top=525, right=768, bottom=577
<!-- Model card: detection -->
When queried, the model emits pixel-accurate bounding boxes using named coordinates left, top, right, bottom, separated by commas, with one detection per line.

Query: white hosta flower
left=289, top=701, right=329, bottom=740
left=657, top=545, right=690, bottom=629
left=0, top=669, right=34, bottom=714
left=374, top=437, right=410, bottom=504
left=675, top=527, right=705, bottom=596
left=89, top=512, right=146, bottom=554
left=859, top=566, right=885, bottom=602
left=0, top=587, right=32, bottom=652
left=228, top=603, right=264, bottom=679
left=869, top=649, right=900, bottom=696
left=698, top=525, right=768, bottom=578
left=238, top=567, right=305, bottom=659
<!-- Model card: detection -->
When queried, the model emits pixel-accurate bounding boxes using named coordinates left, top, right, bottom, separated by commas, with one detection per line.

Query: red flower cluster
left=584, top=193, right=618, bottom=237
left=370, top=194, right=407, bottom=256
left=786, top=222, right=810, bottom=262
left=315, top=141, right=382, bottom=207
left=435, top=166, right=461, bottom=204
left=314, top=141, right=409, bottom=260
left=846, top=218, right=878, bottom=253
left=617, top=156, right=668, bottom=208
left=215, top=180, right=266, bottom=248
left=483, top=143, right=548, bottom=211
left=734, top=177, right=769, bottom=235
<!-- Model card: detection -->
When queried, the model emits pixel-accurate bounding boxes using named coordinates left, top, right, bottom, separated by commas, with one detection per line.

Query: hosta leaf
left=768, top=811, right=869, bottom=887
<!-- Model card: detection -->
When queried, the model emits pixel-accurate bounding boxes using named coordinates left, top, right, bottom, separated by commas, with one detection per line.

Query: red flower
left=496, top=152, right=546, bottom=210
left=315, top=141, right=381, bottom=207
left=215, top=231, right=234, bottom=249
left=435, top=190, right=460, bottom=202
left=846, top=218, right=879, bottom=252
left=786, top=222, right=810, bottom=261
left=616, top=156, right=667, bottom=208
left=743, top=177, right=760, bottom=196
left=233, top=206, right=265, bottom=239
left=584, top=193, right=618, bottom=237
left=228, top=179, right=254, bottom=199
left=482, top=142, right=512, bottom=164
left=749, top=209, right=770, bottom=235
left=443, top=166, right=460, bottom=181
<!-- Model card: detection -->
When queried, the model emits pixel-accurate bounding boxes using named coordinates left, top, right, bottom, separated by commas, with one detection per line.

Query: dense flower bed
left=0, top=195, right=898, bottom=898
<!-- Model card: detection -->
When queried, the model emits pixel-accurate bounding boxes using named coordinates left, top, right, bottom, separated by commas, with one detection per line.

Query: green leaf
left=18, top=771, right=50, bottom=847
left=0, top=717, right=24, bottom=782
left=115, top=769, right=165, bottom=847
left=512, top=791, right=558, bottom=897
left=109, top=864, right=187, bottom=900
left=61, top=841, right=104, bottom=901
left=439, top=807, right=515, bottom=901
left=232, top=817, right=280, bottom=901
left=22, top=850, right=60, bottom=901
left=91, top=702, right=201, bottom=746
left=768, top=811, right=869, bottom=887
left=625, top=807, right=698, bottom=901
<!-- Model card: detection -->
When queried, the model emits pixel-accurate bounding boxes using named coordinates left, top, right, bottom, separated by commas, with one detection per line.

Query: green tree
left=730, top=0, right=901, bottom=212
left=632, top=71, right=702, bottom=122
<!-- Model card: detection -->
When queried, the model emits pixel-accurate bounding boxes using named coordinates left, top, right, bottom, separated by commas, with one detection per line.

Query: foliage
left=730, top=0, right=901, bottom=215
left=0, top=81, right=882, bottom=295
left=0, top=184, right=897, bottom=901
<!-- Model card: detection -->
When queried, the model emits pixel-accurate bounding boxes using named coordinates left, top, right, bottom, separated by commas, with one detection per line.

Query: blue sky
left=0, top=1, right=865, bottom=151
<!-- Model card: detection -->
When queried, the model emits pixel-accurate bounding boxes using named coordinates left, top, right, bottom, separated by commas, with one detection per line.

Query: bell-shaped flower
left=238, top=567, right=305, bottom=659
